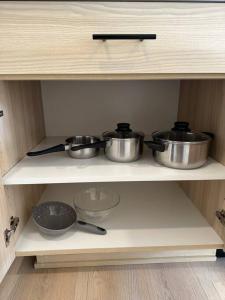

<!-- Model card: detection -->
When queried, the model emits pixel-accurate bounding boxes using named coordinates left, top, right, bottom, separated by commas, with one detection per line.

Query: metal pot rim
left=65, top=136, right=100, bottom=145
left=152, top=131, right=212, bottom=144
left=155, top=139, right=211, bottom=145
left=103, top=132, right=144, bottom=140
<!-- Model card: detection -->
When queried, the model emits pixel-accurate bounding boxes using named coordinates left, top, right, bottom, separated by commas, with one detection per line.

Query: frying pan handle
left=27, top=144, right=67, bottom=156
left=71, top=140, right=106, bottom=151
left=77, top=220, right=107, bottom=235
left=144, top=141, right=165, bottom=152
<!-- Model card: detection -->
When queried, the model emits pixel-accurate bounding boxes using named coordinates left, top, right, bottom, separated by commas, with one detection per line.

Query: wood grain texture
left=0, top=2, right=225, bottom=78
left=1, top=74, right=225, bottom=81
left=0, top=81, right=45, bottom=174
left=0, top=81, right=46, bottom=283
left=178, top=80, right=225, bottom=244
left=0, top=185, right=45, bottom=284
left=1, top=257, right=225, bottom=300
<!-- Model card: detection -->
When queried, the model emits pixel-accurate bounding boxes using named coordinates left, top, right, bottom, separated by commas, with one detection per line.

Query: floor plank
left=1, top=257, right=225, bottom=300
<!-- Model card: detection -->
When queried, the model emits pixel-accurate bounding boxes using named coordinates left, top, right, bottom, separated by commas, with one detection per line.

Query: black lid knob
left=116, top=123, right=132, bottom=132
left=172, top=121, right=191, bottom=132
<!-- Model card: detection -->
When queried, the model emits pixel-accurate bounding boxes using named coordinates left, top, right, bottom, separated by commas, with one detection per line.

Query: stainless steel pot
left=65, top=136, right=100, bottom=158
left=102, top=123, right=144, bottom=162
left=145, top=122, right=213, bottom=169
left=27, top=135, right=101, bottom=159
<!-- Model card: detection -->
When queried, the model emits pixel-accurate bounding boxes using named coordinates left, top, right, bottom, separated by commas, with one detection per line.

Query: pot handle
left=144, top=141, right=166, bottom=152
left=202, top=132, right=215, bottom=139
left=71, top=140, right=106, bottom=151
left=27, top=144, right=66, bottom=156
left=77, top=220, right=107, bottom=235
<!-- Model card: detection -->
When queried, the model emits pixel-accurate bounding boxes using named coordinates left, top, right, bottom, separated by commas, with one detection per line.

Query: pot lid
left=152, top=122, right=212, bottom=142
left=103, top=123, right=143, bottom=139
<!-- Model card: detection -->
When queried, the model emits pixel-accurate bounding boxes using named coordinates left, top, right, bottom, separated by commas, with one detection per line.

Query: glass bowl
left=73, top=187, right=120, bottom=220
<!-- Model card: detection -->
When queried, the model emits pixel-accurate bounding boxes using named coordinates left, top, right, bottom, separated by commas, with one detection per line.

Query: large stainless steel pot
left=145, top=122, right=213, bottom=169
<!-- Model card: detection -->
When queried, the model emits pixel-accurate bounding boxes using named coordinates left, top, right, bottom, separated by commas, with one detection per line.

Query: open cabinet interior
left=1, top=80, right=225, bottom=280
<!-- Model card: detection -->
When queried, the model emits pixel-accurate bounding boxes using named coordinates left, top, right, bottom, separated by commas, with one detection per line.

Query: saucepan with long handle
left=27, top=135, right=105, bottom=159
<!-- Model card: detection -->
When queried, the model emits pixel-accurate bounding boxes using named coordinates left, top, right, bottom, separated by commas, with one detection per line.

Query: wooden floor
left=1, top=257, right=225, bottom=300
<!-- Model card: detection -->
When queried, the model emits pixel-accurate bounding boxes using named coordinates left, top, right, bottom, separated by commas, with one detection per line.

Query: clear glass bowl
left=73, top=187, right=120, bottom=220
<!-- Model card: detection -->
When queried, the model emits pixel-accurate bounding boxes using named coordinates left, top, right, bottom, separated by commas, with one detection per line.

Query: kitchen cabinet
left=0, top=1, right=225, bottom=284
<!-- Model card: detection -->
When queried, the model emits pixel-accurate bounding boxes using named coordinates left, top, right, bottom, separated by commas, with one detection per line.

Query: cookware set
left=27, top=121, right=214, bottom=170
left=27, top=123, right=144, bottom=163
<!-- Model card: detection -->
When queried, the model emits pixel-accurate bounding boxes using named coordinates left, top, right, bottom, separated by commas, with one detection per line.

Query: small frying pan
left=32, top=201, right=107, bottom=236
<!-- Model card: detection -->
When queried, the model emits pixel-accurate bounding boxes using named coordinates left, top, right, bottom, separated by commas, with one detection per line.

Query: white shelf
left=3, top=137, right=225, bottom=185
left=16, top=182, right=223, bottom=257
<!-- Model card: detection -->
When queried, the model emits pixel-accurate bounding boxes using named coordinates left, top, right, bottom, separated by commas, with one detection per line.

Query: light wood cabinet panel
left=179, top=180, right=225, bottom=245
left=0, top=185, right=44, bottom=283
left=0, top=81, right=45, bottom=283
left=0, top=2, right=225, bottom=79
left=178, top=80, right=225, bottom=245
left=0, top=81, right=45, bottom=175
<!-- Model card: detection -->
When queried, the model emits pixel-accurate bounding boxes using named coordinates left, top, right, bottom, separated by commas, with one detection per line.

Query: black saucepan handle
left=27, top=144, right=66, bottom=156
left=71, top=140, right=106, bottom=151
left=77, top=220, right=107, bottom=235
left=144, top=141, right=166, bottom=152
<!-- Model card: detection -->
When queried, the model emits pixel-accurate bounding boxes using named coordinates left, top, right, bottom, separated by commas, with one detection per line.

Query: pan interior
left=32, top=201, right=76, bottom=230
left=66, top=136, right=100, bottom=145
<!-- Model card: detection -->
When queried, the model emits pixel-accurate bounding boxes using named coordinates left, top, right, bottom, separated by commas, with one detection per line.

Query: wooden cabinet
left=0, top=2, right=225, bottom=79
left=1, top=1, right=225, bottom=284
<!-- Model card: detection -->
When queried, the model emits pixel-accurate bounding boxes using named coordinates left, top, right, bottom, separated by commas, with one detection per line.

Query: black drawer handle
left=92, top=34, right=157, bottom=41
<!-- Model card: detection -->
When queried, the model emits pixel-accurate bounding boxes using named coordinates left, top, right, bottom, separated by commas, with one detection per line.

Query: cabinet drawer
left=0, top=2, right=225, bottom=78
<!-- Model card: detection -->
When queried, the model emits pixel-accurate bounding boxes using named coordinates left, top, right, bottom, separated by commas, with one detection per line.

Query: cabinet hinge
left=4, top=216, right=19, bottom=247
left=216, top=210, right=225, bottom=227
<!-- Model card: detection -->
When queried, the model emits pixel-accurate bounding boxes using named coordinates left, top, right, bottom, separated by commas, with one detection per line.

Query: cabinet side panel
left=178, top=80, right=225, bottom=243
left=0, top=185, right=44, bottom=284
left=0, top=81, right=45, bottom=174
left=0, top=81, right=46, bottom=283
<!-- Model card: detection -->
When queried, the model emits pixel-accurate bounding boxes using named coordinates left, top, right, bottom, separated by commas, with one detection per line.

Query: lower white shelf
left=16, top=182, right=223, bottom=258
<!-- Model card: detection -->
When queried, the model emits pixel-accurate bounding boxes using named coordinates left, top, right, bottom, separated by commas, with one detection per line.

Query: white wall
left=41, top=81, right=180, bottom=137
